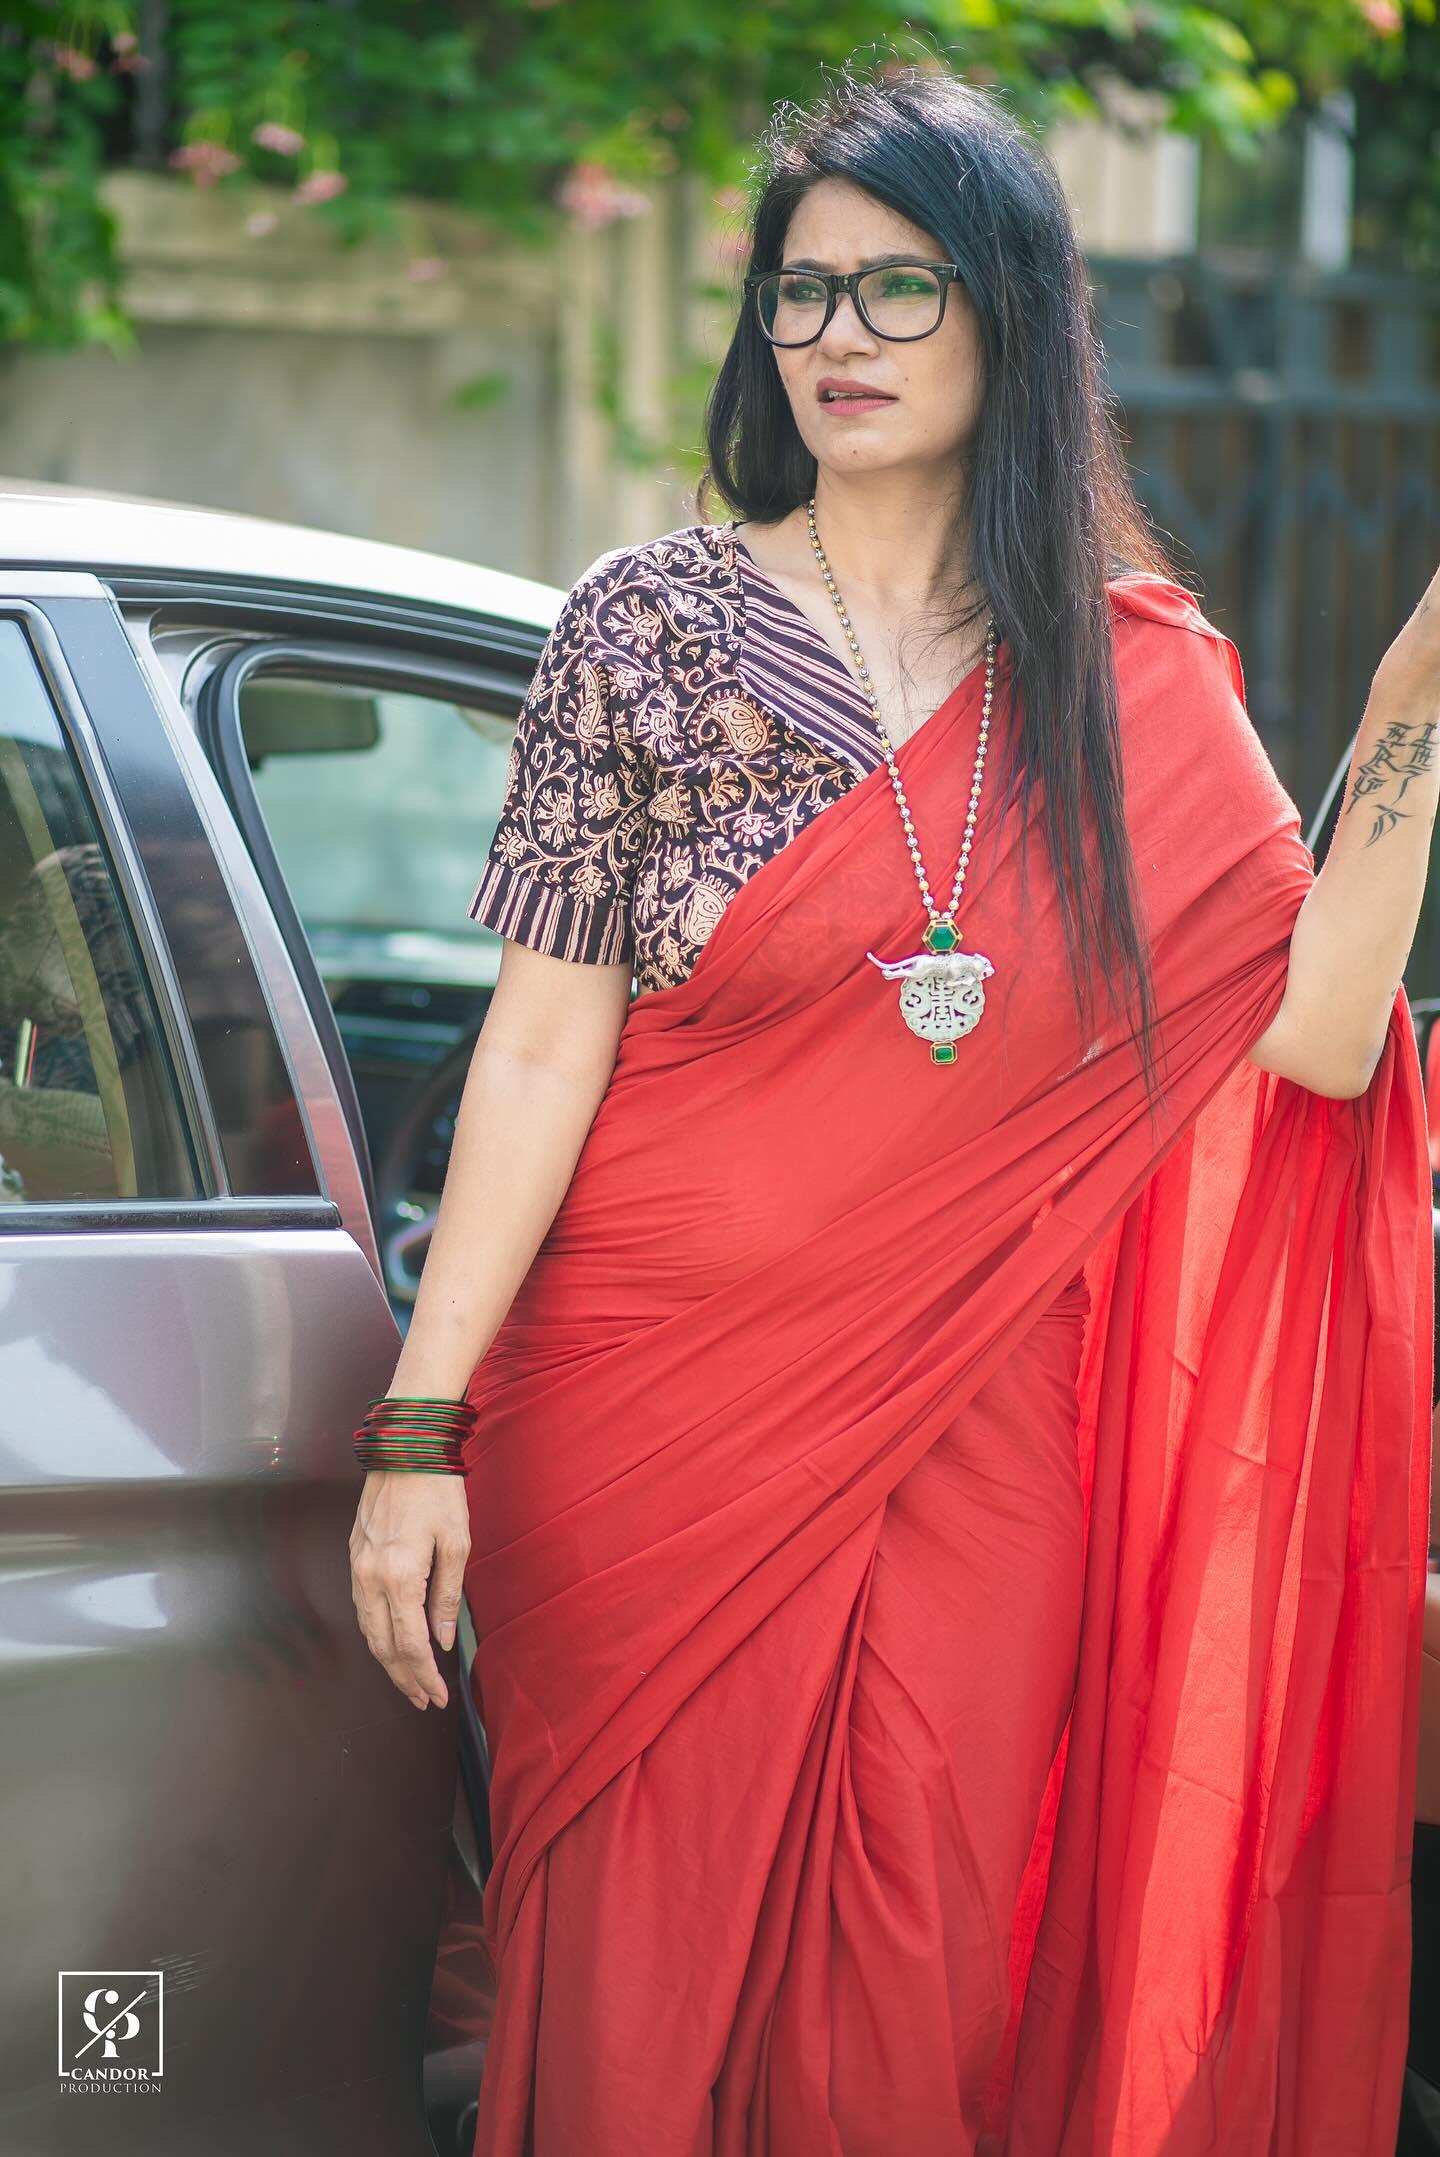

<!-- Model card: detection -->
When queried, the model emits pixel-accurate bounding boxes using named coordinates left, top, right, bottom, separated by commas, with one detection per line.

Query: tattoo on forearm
left=1341, top=717, right=1438, bottom=846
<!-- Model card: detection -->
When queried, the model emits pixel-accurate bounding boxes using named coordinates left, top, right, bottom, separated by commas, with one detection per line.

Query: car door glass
left=236, top=678, right=513, bottom=960
left=234, top=674, right=515, bottom=1236
left=0, top=620, right=199, bottom=1204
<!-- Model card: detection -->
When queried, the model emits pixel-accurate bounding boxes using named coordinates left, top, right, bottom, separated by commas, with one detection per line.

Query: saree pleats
left=461, top=576, right=1433, bottom=2155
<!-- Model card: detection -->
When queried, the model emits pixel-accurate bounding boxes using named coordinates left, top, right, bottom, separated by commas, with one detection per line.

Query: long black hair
left=699, top=64, right=1181, bottom=1117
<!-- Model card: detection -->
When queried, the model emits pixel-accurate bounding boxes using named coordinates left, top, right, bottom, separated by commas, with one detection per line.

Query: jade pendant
left=865, top=920, right=995, bottom=1065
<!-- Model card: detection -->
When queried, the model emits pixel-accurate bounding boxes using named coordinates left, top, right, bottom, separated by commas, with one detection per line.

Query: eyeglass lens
left=755, top=265, right=946, bottom=345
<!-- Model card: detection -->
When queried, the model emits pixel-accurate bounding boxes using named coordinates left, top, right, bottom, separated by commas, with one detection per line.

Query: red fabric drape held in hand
left=460, top=574, right=1434, bottom=2155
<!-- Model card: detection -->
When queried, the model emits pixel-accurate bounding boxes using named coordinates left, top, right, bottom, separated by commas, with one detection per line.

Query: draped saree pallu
left=459, top=576, right=1434, bottom=2157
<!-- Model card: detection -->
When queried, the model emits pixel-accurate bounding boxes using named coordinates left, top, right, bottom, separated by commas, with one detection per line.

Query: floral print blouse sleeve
left=467, top=555, right=650, bottom=968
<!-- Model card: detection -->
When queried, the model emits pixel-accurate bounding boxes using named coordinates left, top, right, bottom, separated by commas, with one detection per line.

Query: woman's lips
left=817, top=388, right=896, bottom=416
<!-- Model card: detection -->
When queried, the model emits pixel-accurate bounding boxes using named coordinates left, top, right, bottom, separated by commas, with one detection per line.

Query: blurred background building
left=1, top=3, right=1437, bottom=811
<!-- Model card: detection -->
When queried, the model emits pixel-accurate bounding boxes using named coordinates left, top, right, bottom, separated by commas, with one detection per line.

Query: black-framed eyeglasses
left=744, top=259, right=965, bottom=347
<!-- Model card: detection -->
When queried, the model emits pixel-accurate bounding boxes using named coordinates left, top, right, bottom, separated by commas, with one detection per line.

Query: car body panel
left=0, top=1230, right=445, bottom=2157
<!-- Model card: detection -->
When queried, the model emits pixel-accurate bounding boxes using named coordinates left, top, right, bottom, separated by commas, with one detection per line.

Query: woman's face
left=765, top=177, right=983, bottom=485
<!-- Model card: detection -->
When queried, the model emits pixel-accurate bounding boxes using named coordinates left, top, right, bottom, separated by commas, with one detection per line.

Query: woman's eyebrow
left=783, top=251, right=931, bottom=271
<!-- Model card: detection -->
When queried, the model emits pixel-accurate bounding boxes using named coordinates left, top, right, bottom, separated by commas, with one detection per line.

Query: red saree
left=459, top=574, right=1434, bottom=2155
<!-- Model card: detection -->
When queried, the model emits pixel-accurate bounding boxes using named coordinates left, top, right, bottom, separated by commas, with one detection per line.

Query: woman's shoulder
left=1103, top=565, right=1250, bottom=707
left=541, top=522, right=742, bottom=673
left=1105, top=568, right=1212, bottom=631
left=562, top=521, right=737, bottom=611
left=1104, top=569, right=1245, bottom=700
left=1104, top=568, right=1236, bottom=651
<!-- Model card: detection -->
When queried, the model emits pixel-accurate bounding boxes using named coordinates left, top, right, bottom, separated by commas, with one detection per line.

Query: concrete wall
left=0, top=106, right=1204, bottom=589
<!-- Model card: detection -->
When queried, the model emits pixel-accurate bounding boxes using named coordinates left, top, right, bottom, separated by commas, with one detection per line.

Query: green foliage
left=0, top=0, right=1430, bottom=352
left=1349, top=0, right=1440, bottom=265
left=451, top=370, right=511, bottom=414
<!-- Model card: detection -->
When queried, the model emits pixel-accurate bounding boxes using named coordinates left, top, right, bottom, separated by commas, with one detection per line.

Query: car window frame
left=0, top=582, right=334, bottom=1233
left=0, top=591, right=215, bottom=1209
left=196, top=636, right=530, bottom=1230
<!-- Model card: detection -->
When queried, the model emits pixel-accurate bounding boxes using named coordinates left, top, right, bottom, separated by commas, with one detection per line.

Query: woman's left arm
left=1247, top=562, right=1440, bottom=1099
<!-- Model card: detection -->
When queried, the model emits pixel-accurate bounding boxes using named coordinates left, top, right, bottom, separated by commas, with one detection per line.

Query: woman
left=349, top=67, right=1439, bottom=2156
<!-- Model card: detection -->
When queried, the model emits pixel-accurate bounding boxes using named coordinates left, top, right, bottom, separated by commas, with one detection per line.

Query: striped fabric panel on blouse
left=729, top=550, right=884, bottom=782
left=466, top=857, right=633, bottom=968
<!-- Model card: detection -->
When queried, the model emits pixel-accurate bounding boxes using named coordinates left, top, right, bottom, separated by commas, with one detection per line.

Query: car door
left=140, top=600, right=539, bottom=2151
left=0, top=577, right=451, bottom=2157
left=174, top=617, right=529, bottom=1450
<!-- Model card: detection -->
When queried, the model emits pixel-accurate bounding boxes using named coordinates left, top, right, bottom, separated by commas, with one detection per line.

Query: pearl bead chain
left=805, top=494, right=996, bottom=938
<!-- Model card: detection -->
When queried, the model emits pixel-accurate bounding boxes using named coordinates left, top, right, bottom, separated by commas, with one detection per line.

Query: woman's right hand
left=343, top=939, right=630, bottom=1710
left=349, top=1468, right=472, bottom=1710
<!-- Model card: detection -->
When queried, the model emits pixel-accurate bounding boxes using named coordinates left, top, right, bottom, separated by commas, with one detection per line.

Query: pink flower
left=405, top=256, right=449, bottom=282
left=295, top=168, right=348, bottom=204
left=112, top=30, right=139, bottom=54
left=556, top=161, right=651, bottom=230
left=52, top=44, right=97, bottom=80
left=169, top=141, right=243, bottom=189
left=1358, top=0, right=1403, bottom=29
left=252, top=120, right=306, bottom=156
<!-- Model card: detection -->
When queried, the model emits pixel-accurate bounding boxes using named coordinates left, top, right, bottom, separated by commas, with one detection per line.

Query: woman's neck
left=806, top=471, right=974, bottom=611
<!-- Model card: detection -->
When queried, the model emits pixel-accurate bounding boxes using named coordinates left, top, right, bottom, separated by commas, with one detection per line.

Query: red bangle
left=352, top=1393, right=476, bottom=1476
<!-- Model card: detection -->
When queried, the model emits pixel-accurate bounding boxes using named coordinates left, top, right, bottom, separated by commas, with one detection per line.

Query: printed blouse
left=466, top=519, right=928, bottom=997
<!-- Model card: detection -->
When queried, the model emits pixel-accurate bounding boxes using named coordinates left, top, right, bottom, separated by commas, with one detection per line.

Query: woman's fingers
left=427, top=1528, right=471, bottom=1657
left=351, top=1543, right=431, bottom=1708
left=384, top=1568, right=449, bottom=1709
left=350, top=1473, right=471, bottom=1710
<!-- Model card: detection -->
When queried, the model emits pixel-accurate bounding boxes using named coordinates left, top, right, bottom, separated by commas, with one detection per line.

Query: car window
left=235, top=667, right=520, bottom=1207
left=0, top=620, right=199, bottom=1204
left=236, top=677, right=512, bottom=961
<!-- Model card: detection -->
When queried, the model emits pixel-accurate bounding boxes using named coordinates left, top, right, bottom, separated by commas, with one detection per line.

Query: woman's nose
left=818, top=291, right=879, bottom=354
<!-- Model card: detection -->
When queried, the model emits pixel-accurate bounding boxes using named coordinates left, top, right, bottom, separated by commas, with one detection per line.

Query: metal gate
left=1091, top=249, right=1440, bottom=824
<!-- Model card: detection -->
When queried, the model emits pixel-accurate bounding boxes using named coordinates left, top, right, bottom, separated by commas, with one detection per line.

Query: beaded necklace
left=804, top=494, right=998, bottom=1067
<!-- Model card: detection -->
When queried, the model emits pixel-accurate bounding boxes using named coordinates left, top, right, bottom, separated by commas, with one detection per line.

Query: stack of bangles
left=352, top=1394, right=476, bottom=1476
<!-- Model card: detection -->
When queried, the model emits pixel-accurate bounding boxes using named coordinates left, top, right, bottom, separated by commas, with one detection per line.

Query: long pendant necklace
left=805, top=494, right=998, bottom=1067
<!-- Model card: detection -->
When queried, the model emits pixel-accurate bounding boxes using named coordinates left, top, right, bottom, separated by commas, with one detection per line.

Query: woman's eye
left=778, top=276, right=827, bottom=305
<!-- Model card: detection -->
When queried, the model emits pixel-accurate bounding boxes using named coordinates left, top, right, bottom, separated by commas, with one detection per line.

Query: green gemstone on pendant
left=931, top=1041, right=958, bottom=1065
left=923, top=920, right=959, bottom=954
